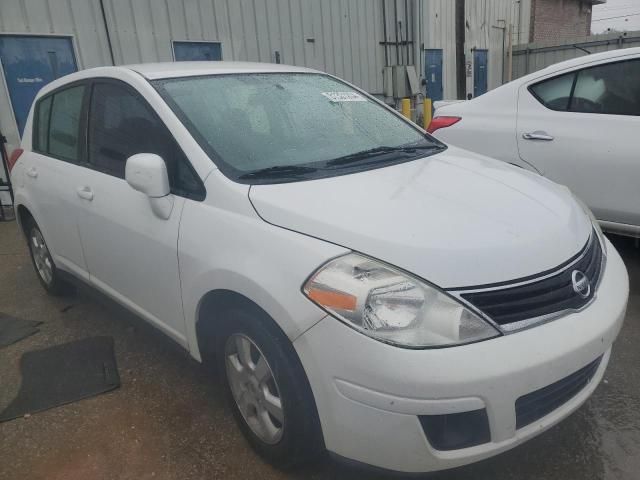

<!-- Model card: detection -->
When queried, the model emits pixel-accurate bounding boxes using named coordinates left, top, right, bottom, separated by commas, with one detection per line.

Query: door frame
left=0, top=33, right=81, bottom=142
left=424, top=48, right=444, bottom=102
left=171, top=39, right=223, bottom=61
left=473, top=48, right=489, bottom=98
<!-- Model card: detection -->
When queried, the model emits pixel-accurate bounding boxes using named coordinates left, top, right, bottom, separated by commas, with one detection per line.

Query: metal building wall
left=0, top=0, right=112, bottom=148
left=421, top=0, right=531, bottom=100
left=422, top=0, right=457, bottom=99
left=0, top=0, right=387, bottom=151
left=100, top=0, right=385, bottom=93
left=511, top=31, right=640, bottom=79
left=465, top=0, right=522, bottom=92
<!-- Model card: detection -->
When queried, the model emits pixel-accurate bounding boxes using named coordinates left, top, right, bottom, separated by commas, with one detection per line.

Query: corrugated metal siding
left=100, top=0, right=385, bottom=94
left=0, top=0, right=112, bottom=147
left=512, top=31, right=640, bottom=79
left=422, top=0, right=457, bottom=99
left=0, top=0, right=535, bottom=153
left=0, top=0, right=387, bottom=150
left=421, top=0, right=528, bottom=99
left=465, top=0, right=521, bottom=92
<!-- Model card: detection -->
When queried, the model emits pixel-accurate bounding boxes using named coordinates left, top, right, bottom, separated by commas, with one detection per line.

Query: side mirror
left=125, top=153, right=170, bottom=197
left=125, top=153, right=173, bottom=219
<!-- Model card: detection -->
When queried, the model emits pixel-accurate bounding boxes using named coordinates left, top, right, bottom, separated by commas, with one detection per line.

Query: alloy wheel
left=225, top=333, right=284, bottom=444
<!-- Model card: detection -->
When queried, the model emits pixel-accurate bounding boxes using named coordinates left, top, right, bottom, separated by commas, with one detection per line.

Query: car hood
left=248, top=147, right=592, bottom=288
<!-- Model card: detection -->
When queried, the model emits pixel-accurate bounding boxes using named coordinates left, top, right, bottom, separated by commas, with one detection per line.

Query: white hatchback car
left=430, top=48, right=640, bottom=238
left=10, top=62, right=628, bottom=474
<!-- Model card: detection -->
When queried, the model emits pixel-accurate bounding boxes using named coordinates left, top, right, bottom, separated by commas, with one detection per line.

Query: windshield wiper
left=325, top=144, right=441, bottom=167
left=238, top=165, right=318, bottom=180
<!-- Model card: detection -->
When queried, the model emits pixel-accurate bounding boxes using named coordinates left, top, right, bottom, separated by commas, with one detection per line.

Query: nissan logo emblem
left=572, top=270, right=591, bottom=299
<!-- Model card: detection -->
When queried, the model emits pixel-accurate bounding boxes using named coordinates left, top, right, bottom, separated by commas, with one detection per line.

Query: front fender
left=179, top=200, right=348, bottom=361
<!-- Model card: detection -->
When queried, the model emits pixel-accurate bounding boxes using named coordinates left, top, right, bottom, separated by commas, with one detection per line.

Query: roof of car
left=122, top=61, right=318, bottom=80
left=523, top=46, right=640, bottom=79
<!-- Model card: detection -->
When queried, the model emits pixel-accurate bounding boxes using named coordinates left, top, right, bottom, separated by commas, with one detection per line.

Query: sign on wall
left=0, top=35, right=77, bottom=136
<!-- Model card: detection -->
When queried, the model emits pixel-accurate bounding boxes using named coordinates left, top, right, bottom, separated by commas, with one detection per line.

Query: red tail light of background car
left=427, top=116, right=461, bottom=134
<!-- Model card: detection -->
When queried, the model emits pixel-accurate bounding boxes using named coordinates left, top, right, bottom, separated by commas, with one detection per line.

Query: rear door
left=26, top=83, right=89, bottom=279
left=75, top=79, right=204, bottom=345
left=517, top=56, right=640, bottom=226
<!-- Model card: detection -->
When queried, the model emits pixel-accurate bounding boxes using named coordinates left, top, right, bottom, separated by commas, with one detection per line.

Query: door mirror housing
left=125, top=153, right=170, bottom=198
left=125, top=153, right=173, bottom=220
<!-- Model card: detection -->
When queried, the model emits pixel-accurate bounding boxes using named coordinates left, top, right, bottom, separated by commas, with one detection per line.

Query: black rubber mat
left=0, top=313, right=42, bottom=348
left=0, top=336, right=120, bottom=422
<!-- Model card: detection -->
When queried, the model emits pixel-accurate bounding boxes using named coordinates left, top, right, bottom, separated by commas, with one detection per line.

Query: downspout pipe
left=99, top=0, right=116, bottom=65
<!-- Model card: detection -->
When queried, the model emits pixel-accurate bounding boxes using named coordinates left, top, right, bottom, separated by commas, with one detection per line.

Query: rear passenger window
left=88, top=82, right=204, bottom=199
left=529, top=72, right=575, bottom=111
left=34, top=96, right=52, bottom=152
left=570, top=59, right=640, bottom=116
left=48, top=86, right=85, bottom=161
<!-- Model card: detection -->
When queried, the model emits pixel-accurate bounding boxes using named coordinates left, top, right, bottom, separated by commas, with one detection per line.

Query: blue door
left=473, top=49, right=488, bottom=97
left=0, top=35, right=77, bottom=136
left=424, top=49, right=443, bottom=102
left=173, top=41, right=222, bottom=61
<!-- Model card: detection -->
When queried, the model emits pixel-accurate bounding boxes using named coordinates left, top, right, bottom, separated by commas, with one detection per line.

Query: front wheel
left=25, top=220, right=73, bottom=296
left=215, top=307, right=323, bottom=468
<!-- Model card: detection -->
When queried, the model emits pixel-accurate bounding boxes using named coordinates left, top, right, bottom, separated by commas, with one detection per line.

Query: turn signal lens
left=427, top=116, right=461, bottom=134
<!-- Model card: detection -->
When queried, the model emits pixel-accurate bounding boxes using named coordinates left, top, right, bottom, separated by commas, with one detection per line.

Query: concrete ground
left=0, top=219, right=639, bottom=480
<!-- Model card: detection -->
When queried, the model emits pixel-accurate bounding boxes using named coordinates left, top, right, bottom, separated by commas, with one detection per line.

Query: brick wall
left=529, top=0, right=593, bottom=43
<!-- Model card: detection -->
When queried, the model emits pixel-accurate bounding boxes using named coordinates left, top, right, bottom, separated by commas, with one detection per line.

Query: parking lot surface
left=1, top=220, right=639, bottom=480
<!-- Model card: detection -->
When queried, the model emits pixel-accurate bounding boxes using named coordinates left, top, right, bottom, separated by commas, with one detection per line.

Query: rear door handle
left=76, top=186, right=94, bottom=201
left=522, top=131, right=554, bottom=141
left=26, top=167, right=38, bottom=178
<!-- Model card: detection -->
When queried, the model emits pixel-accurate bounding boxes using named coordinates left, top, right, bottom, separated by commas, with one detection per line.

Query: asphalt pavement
left=1, top=220, right=638, bottom=480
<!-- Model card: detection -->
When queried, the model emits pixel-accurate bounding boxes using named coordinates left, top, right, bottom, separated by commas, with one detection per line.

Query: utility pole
left=455, top=0, right=466, bottom=99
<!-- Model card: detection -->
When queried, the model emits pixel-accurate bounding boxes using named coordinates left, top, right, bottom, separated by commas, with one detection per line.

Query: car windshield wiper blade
left=238, top=165, right=318, bottom=180
left=325, top=144, right=441, bottom=167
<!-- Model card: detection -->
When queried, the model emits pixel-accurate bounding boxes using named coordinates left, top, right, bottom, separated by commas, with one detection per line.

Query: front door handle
left=76, top=186, right=94, bottom=201
left=26, top=167, right=38, bottom=178
left=522, top=131, right=554, bottom=141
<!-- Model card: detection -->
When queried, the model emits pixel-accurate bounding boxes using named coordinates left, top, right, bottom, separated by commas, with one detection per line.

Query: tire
left=215, top=306, right=324, bottom=469
left=24, top=218, right=74, bottom=296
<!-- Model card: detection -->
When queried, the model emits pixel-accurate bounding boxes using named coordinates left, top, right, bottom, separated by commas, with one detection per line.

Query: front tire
left=25, top=219, right=73, bottom=296
left=215, top=307, right=324, bottom=468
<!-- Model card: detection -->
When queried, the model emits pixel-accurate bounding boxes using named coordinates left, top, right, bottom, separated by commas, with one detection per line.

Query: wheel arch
left=15, top=203, right=35, bottom=237
left=195, top=289, right=291, bottom=363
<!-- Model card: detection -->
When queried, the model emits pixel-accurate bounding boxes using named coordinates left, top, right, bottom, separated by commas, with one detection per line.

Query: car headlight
left=303, top=254, right=500, bottom=348
left=572, top=193, right=607, bottom=255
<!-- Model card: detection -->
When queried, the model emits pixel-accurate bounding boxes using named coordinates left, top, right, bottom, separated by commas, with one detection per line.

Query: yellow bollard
left=401, top=98, right=411, bottom=119
left=423, top=98, right=433, bottom=129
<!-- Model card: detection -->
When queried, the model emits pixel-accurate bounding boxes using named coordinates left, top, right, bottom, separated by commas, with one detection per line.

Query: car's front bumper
left=293, top=238, right=628, bottom=473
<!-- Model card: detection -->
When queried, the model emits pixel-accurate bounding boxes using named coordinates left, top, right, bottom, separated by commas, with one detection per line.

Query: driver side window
left=87, top=81, right=205, bottom=199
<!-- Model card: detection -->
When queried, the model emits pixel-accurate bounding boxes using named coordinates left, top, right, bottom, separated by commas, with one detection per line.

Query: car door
left=517, top=56, right=640, bottom=226
left=26, top=83, right=89, bottom=279
left=75, top=79, right=204, bottom=345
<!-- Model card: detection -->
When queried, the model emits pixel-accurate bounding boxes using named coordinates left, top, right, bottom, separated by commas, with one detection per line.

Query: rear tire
left=214, top=306, right=324, bottom=469
left=24, top=219, right=74, bottom=296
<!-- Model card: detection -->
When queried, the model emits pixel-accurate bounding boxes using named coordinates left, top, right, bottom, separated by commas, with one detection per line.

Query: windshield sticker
left=321, top=91, right=366, bottom=102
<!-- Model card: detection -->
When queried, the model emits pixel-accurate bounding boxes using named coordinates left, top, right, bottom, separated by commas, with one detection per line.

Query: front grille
left=515, top=356, right=602, bottom=429
left=460, top=232, right=603, bottom=327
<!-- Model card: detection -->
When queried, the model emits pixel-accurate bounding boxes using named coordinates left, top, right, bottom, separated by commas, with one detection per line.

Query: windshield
left=153, top=73, right=445, bottom=183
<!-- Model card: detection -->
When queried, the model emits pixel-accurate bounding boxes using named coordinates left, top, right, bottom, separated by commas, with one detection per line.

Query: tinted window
left=87, top=82, right=203, bottom=198
left=530, top=72, right=575, bottom=111
left=48, top=85, right=85, bottom=161
left=34, top=96, right=52, bottom=152
left=570, top=59, right=640, bottom=116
